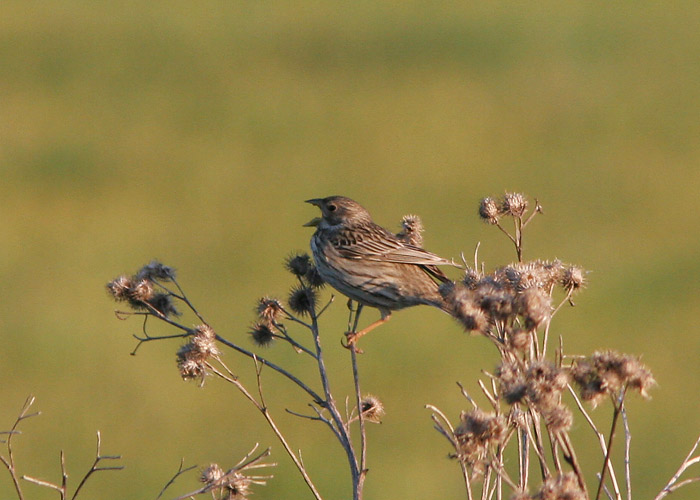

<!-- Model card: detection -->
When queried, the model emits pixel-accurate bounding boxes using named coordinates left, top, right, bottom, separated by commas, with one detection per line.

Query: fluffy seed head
left=440, top=282, right=489, bottom=333
left=534, top=473, right=586, bottom=500
left=497, top=360, right=527, bottom=404
left=106, top=275, right=133, bottom=301
left=525, top=361, right=569, bottom=411
left=516, top=288, right=552, bottom=330
left=544, top=404, right=573, bottom=433
left=129, top=279, right=154, bottom=302
left=146, top=293, right=180, bottom=317
left=192, top=324, right=219, bottom=358
left=135, top=260, right=176, bottom=281
left=561, top=265, right=586, bottom=292
left=360, top=395, right=386, bottom=423
left=454, top=409, right=507, bottom=471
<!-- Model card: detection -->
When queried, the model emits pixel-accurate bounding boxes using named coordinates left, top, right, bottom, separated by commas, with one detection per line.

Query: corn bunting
left=305, top=196, right=456, bottom=346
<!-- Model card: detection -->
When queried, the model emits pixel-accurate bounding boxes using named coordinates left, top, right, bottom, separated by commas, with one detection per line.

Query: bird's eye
left=327, top=204, right=337, bottom=212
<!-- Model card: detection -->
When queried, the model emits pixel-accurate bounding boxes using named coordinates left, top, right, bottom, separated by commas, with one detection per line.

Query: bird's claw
left=341, top=332, right=364, bottom=354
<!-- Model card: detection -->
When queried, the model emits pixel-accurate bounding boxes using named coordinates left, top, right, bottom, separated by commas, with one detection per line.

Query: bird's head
left=304, top=196, right=373, bottom=228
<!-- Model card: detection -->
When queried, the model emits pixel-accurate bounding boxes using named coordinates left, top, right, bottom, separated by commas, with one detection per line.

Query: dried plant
left=95, top=194, right=699, bottom=500
left=427, top=192, right=698, bottom=500
left=1, top=396, right=123, bottom=500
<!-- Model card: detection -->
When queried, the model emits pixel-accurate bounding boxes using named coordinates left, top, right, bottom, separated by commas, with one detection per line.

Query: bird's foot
left=341, top=332, right=364, bottom=354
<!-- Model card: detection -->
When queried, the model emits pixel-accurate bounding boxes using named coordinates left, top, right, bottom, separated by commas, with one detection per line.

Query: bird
left=304, top=196, right=456, bottom=348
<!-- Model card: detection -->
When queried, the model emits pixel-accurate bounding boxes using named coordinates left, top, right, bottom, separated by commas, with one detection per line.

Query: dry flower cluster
left=5, top=193, right=696, bottom=500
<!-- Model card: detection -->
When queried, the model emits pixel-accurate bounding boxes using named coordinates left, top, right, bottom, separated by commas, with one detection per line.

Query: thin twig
left=155, top=458, right=197, bottom=500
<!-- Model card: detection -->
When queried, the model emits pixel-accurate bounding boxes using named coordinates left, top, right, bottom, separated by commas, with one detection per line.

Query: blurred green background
left=1, top=1, right=699, bottom=498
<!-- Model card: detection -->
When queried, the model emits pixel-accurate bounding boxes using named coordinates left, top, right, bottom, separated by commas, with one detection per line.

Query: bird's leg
left=344, top=310, right=391, bottom=349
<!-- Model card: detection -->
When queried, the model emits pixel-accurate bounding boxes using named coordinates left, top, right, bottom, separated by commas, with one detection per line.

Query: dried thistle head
left=453, top=409, right=507, bottom=472
left=304, top=265, right=326, bottom=288
left=360, top=394, right=385, bottom=423
left=106, top=275, right=133, bottom=301
left=474, top=280, right=515, bottom=322
left=497, top=360, right=527, bottom=405
left=524, top=361, right=569, bottom=412
left=516, top=287, right=552, bottom=330
left=249, top=322, right=276, bottom=347
left=146, top=293, right=180, bottom=317
left=572, top=351, right=655, bottom=407
left=440, top=282, right=489, bottom=333
left=533, top=472, right=586, bottom=500
left=561, top=265, right=586, bottom=292
left=256, top=297, right=283, bottom=324
left=506, top=327, right=531, bottom=352
left=543, top=404, right=573, bottom=433
left=192, top=324, right=219, bottom=358
left=288, top=284, right=317, bottom=316
left=396, top=214, right=424, bottom=247
left=135, top=260, right=176, bottom=282
left=129, top=279, right=154, bottom=302
left=479, top=197, right=501, bottom=224
left=502, top=192, right=528, bottom=218
left=200, top=463, right=224, bottom=483
left=462, top=266, right=482, bottom=289
left=285, top=253, right=312, bottom=277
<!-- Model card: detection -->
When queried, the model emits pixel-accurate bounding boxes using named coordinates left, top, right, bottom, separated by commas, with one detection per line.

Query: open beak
left=304, top=199, right=323, bottom=227
left=303, top=217, right=321, bottom=227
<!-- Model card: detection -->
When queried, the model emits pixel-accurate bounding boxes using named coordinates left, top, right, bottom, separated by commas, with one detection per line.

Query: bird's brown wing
left=330, top=225, right=456, bottom=268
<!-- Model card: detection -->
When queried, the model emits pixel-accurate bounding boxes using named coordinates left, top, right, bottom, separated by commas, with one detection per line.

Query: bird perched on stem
left=305, top=196, right=457, bottom=348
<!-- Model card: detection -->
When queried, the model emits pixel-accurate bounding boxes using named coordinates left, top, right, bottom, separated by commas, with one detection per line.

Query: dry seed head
left=288, top=284, right=317, bottom=316
left=106, top=275, right=133, bottom=301
left=250, top=322, right=276, bottom=347
left=225, top=473, right=253, bottom=497
left=502, top=192, right=528, bottom=217
left=130, top=279, right=154, bottom=302
left=192, top=324, right=219, bottom=358
left=497, top=360, right=528, bottom=404
left=525, top=361, right=569, bottom=411
left=200, top=463, right=224, bottom=483
left=506, top=327, right=531, bottom=352
left=146, top=293, right=180, bottom=317
left=479, top=197, right=501, bottom=224
left=285, top=253, right=312, bottom=277
left=544, top=404, right=573, bottom=433
left=510, top=490, right=533, bottom=500
left=462, top=266, right=481, bottom=289
left=396, top=214, right=424, bottom=247
left=440, top=282, right=489, bottom=333
left=304, top=265, right=326, bottom=288
left=534, top=472, right=586, bottom=500
left=517, top=287, right=552, bottom=330
left=561, top=265, right=586, bottom=292
left=475, top=281, right=515, bottom=322
left=135, top=260, right=176, bottom=281
left=454, top=409, right=507, bottom=468
left=360, top=394, right=386, bottom=423
left=257, top=297, right=283, bottom=323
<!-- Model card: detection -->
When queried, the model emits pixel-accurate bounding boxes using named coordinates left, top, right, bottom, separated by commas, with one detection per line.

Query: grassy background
left=1, top=1, right=699, bottom=498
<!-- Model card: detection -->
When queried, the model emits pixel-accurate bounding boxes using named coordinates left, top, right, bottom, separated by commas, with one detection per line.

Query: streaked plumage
left=305, top=196, right=455, bottom=346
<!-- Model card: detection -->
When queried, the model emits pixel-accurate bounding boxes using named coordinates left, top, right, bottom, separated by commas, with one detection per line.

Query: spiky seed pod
left=304, top=265, right=326, bottom=288
left=288, top=284, right=317, bottom=316
left=256, top=297, right=283, bottom=323
left=147, top=293, right=180, bottom=317
left=285, top=253, right=312, bottom=277
left=250, top=322, right=276, bottom=347
left=502, top=192, right=528, bottom=217
left=396, top=214, right=424, bottom=247
left=561, top=265, right=586, bottom=292
left=517, top=287, right=552, bottom=330
left=478, top=197, right=501, bottom=224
